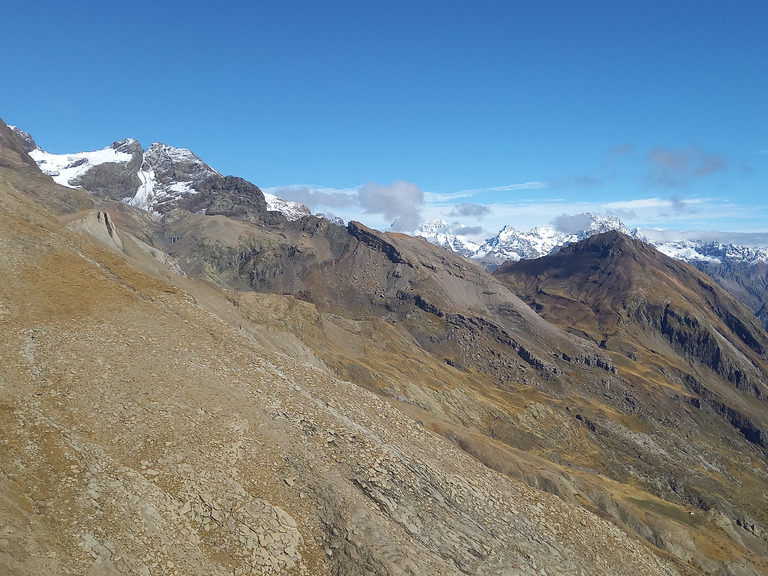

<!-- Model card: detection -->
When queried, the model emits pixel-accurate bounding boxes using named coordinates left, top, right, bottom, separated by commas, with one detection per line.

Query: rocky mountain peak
left=111, top=137, right=142, bottom=155
left=7, top=124, right=38, bottom=152
left=130, top=142, right=220, bottom=211
left=142, top=142, right=212, bottom=172
left=0, top=120, right=41, bottom=174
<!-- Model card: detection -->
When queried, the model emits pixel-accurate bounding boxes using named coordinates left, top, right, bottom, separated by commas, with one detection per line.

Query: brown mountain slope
left=495, top=231, right=768, bottom=415
left=117, top=197, right=768, bottom=572
left=692, top=258, right=768, bottom=331
left=0, top=120, right=698, bottom=575
left=495, top=231, right=768, bottom=549
left=5, top=118, right=768, bottom=574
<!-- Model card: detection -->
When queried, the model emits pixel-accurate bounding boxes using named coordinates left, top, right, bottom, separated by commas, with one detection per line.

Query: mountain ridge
left=12, top=127, right=313, bottom=224
left=16, top=123, right=768, bottom=271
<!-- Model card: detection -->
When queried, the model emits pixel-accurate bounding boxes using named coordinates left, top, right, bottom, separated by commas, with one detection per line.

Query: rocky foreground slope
left=2, top=119, right=768, bottom=575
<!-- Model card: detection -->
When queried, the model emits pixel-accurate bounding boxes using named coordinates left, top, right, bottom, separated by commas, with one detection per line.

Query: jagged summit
left=415, top=219, right=482, bottom=256
left=132, top=142, right=220, bottom=210
left=418, top=212, right=632, bottom=269
left=648, top=237, right=768, bottom=266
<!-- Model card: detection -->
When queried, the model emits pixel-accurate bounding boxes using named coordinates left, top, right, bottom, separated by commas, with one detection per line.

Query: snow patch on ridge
left=263, top=192, right=311, bottom=221
left=132, top=169, right=158, bottom=209
left=30, top=143, right=135, bottom=188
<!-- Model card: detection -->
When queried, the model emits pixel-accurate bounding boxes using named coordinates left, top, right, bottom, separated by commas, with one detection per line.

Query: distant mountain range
left=417, top=215, right=768, bottom=269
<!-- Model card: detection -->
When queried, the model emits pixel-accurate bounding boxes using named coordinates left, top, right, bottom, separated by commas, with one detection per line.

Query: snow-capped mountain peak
left=465, top=213, right=628, bottom=267
left=18, top=129, right=313, bottom=222
left=131, top=142, right=219, bottom=210
left=262, top=192, right=311, bottom=220
left=415, top=219, right=482, bottom=256
left=646, top=239, right=768, bottom=266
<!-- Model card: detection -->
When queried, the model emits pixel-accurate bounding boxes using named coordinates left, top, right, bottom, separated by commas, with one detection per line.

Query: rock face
left=70, top=138, right=144, bottom=202
left=176, top=175, right=284, bottom=225
left=4, top=118, right=768, bottom=575
left=7, top=125, right=37, bottom=152
left=131, top=142, right=221, bottom=210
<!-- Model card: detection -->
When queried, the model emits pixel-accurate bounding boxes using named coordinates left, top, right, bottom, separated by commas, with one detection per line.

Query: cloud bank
left=266, top=185, right=356, bottom=209
left=551, top=213, right=600, bottom=234
left=271, top=181, right=424, bottom=232
left=448, top=203, right=491, bottom=218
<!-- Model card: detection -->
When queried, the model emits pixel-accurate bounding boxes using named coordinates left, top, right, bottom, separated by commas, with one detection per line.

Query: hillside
left=2, top=118, right=768, bottom=575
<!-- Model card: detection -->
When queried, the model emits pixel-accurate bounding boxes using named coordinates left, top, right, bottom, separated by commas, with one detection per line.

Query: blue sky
left=3, top=1, right=767, bottom=241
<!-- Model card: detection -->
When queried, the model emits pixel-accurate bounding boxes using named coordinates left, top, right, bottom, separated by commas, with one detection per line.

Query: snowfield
left=30, top=141, right=137, bottom=188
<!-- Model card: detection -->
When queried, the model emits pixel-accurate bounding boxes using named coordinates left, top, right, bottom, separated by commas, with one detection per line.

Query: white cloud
left=264, top=181, right=425, bottom=231
left=424, top=181, right=548, bottom=203
left=358, top=180, right=424, bottom=232
left=551, top=213, right=600, bottom=234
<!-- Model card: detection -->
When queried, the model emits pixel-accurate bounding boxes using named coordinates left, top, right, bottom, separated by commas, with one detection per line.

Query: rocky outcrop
left=694, top=259, right=768, bottom=331
left=0, top=121, right=41, bottom=173
left=7, top=125, right=37, bottom=153
left=70, top=139, right=144, bottom=201
left=174, top=175, right=285, bottom=226
left=637, top=303, right=766, bottom=399
left=348, top=221, right=411, bottom=266
left=65, top=210, right=124, bottom=252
